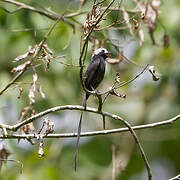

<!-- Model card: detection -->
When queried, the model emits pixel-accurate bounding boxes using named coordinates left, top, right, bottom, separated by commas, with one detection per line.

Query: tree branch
left=1, top=104, right=179, bottom=178
left=79, top=0, right=116, bottom=95
left=0, top=68, right=27, bottom=95
left=1, top=0, right=60, bottom=20
left=0, top=114, right=179, bottom=139
left=116, top=115, right=152, bottom=179
left=0, top=14, right=62, bottom=95
left=168, top=174, right=180, bottom=180
left=0, top=0, right=74, bottom=28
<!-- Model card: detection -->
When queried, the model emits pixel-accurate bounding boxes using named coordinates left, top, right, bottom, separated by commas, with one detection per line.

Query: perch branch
left=1, top=105, right=179, bottom=179
left=0, top=114, right=179, bottom=139
left=79, top=0, right=116, bottom=95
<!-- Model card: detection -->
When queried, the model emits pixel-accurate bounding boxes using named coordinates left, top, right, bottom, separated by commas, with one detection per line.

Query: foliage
left=0, top=0, right=179, bottom=179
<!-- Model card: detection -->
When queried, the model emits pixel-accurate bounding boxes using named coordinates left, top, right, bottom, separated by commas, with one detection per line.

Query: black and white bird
left=74, top=48, right=109, bottom=170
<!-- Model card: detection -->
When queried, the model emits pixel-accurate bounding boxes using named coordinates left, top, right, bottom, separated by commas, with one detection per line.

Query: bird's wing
left=84, top=57, right=101, bottom=90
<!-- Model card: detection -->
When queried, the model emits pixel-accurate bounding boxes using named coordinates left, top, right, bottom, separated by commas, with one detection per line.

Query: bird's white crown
left=92, top=48, right=108, bottom=57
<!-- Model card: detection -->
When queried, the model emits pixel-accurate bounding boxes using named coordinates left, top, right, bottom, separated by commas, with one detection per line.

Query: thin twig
left=99, top=64, right=149, bottom=96
left=0, top=114, right=179, bottom=139
left=112, top=145, right=116, bottom=180
left=80, top=63, right=148, bottom=100
left=0, top=15, right=62, bottom=95
left=1, top=0, right=59, bottom=19
left=168, top=174, right=180, bottom=180
left=102, top=81, right=116, bottom=104
left=97, top=95, right=103, bottom=112
left=0, top=158, right=23, bottom=173
left=0, top=5, right=22, bottom=13
left=54, top=59, right=81, bottom=67
left=102, top=115, right=106, bottom=129
left=0, top=69, right=27, bottom=95
left=97, top=94, right=106, bottom=129
left=115, top=116, right=152, bottom=179
left=1, top=0, right=140, bottom=26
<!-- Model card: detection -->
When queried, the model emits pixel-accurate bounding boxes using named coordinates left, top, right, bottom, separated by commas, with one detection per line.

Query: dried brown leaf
left=146, top=4, right=157, bottom=29
left=43, top=44, right=53, bottom=55
left=44, top=118, right=54, bottom=135
left=33, top=73, right=38, bottom=86
left=148, top=66, right=160, bottom=81
left=21, top=122, right=35, bottom=134
left=115, top=72, right=120, bottom=84
left=106, top=51, right=125, bottom=65
left=122, top=7, right=129, bottom=23
left=163, top=34, right=170, bottom=48
left=39, top=85, right=46, bottom=99
left=28, top=73, right=38, bottom=104
left=133, top=18, right=139, bottom=29
left=29, top=85, right=35, bottom=104
left=110, top=89, right=126, bottom=98
left=122, top=7, right=134, bottom=37
left=138, top=29, right=145, bottom=46
left=141, top=12, right=146, bottom=20
left=17, top=87, right=24, bottom=99
left=13, top=46, right=34, bottom=62
left=31, top=109, right=36, bottom=116
left=80, top=0, right=87, bottom=6
left=92, top=38, right=100, bottom=52
left=11, top=61, right=31, bottom=73
left=119, top=51, right=124, bottom=62
left=83, top=5, right=102, bottom=36
left=45, top=55, right=51, bottom=72
left=142, top=3, right=158, bottom=44
left=19, top=106, right=30, bottom=121
left=152, top=0, right=161, bottom=10
left=0, top=146, right=11, bottom=171
left=14, top=52, right=29, bottom=62
left=38, top=141, right=44, bottom=157
left=106, top=58, right=121, bottom=64
left=34, top=45, right=39, bottom=56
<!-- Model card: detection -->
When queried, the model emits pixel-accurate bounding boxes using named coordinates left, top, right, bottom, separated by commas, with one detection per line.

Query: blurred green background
left=0, top=0, right=179, bottom=179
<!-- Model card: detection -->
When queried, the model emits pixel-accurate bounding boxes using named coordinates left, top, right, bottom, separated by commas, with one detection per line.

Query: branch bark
left=1, top=106, right=179, bottom=179
left=0, top=105, right=179, bottom=134
left=0, top=114, right=179, bottom=139
left=168, top=174, right=180, bottom=180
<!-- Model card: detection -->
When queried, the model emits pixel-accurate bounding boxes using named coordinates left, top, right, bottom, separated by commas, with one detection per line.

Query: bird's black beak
left=105, top=52, right=111, bottom=57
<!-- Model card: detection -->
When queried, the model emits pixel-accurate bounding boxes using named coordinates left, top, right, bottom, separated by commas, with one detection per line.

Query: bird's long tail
left=74, top=94, right=87, bottom=171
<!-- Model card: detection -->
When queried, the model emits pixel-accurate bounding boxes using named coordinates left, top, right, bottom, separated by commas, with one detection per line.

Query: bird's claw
left=92, top=89, right=100, bottom=96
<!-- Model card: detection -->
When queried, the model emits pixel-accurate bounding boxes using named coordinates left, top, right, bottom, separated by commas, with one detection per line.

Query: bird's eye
left=102, top=49, right=105, bottom=53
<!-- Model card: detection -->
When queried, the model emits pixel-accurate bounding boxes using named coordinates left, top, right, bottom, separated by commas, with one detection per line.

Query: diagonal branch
left=0, top=68, right=27, bottom=95
left=168, top=174, right=180, bottom=180
left=1, top=0, right=60, bottom=20
left=116, top=115, right=152, bottom=179
left=0, top=15, right=62, bottom=95
left=0, top=0, right=73, bottom=27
